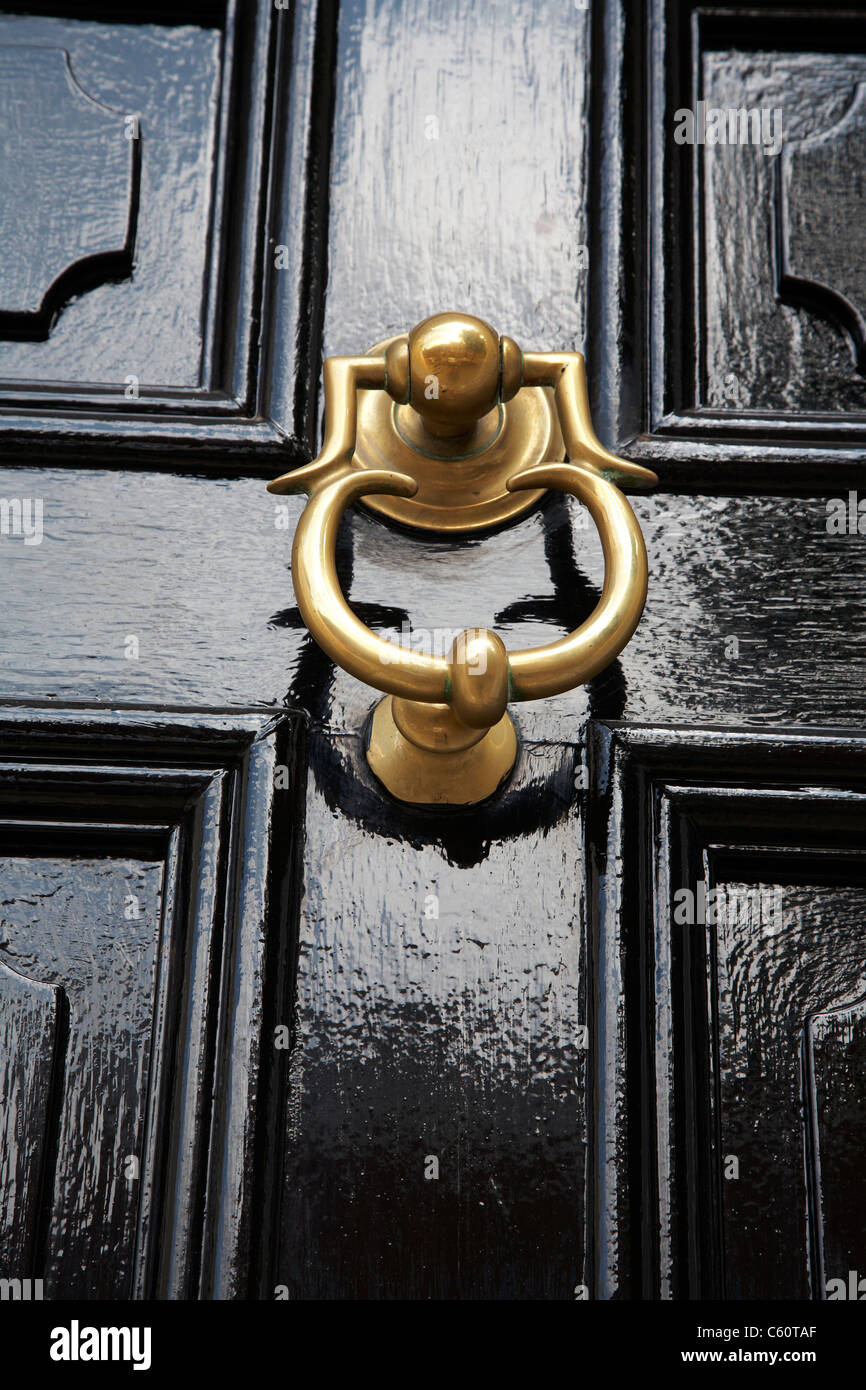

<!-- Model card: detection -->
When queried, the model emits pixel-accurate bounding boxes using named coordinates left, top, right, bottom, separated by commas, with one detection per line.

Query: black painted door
left=0, top=0, right=864, bottom=1303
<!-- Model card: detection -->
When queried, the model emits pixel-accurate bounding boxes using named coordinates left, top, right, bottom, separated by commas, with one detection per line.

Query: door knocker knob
left=268, top=312, right=657, bottom=806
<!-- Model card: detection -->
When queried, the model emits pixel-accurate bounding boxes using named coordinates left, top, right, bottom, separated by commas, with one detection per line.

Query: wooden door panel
left=0, top=41, right=137, bottom=340
left=277, top=731, right=585, bottom=1299
left=703, top=42, right=866, bottom=415
left=0, top=707, right=304, bottom=1299
left=320, top=0, right=591, bottom=359
left=0, top=958, right=66, bottom=1279
left=590, top=725, right=866, bottom=1299
left=808, top=987, right=866, bottom=1298
left=600, top=0, right=866, bottom=483
left=0, top=846, right=164, bottom=1299
left=0, top=3, right=299, bottom=466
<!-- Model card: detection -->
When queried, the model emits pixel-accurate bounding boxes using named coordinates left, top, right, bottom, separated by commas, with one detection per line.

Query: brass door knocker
left=268, top=312, right=656, bottom=806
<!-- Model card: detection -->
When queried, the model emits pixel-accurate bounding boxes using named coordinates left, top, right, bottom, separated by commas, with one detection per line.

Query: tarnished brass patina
left=268, top=312, right=656, bottom=806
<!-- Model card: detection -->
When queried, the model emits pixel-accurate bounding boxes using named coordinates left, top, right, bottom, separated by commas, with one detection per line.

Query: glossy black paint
left=0, top=708, right=304, bottom=1299
left=0, top=0, right=864, bottom=1302
left=599, top=1, right=866, bottom=485
left=588, top=727, right=866, bottom=1300
left=0, top=3, right=296, bottom=466
left=776, top=82, right=866, bottom=377
left=0, top=43, right=138, bottom=339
